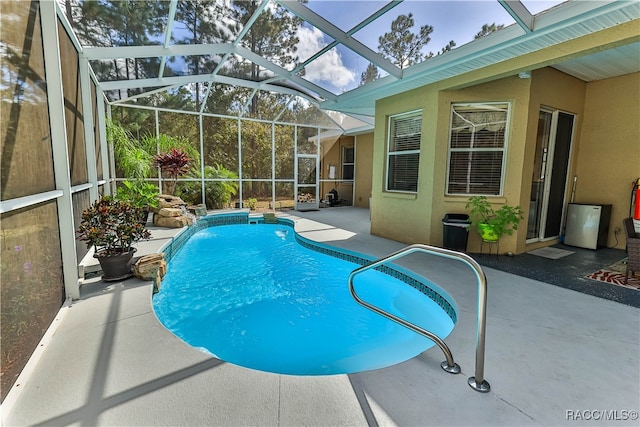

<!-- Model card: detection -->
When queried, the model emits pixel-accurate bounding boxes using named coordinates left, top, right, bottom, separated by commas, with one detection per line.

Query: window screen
left=387, top=112, right=422, bottom=192
left=446, top=103, right=509, bottom=195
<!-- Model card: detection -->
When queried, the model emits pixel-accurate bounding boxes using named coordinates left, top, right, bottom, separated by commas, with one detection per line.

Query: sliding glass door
left=527, top=109, right=575, bottom=242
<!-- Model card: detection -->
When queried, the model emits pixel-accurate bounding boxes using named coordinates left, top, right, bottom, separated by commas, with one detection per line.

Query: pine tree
left=474, top=23, right=505, bottom=39
left=377, top=13, right=433, bottom=70
left=360, top=63, right=380, bottom=86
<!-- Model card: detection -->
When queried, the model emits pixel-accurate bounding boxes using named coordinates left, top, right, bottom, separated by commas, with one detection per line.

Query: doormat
left=527, top=247, right=575, bottom=259
left=586, top=258, right=640, bottom=291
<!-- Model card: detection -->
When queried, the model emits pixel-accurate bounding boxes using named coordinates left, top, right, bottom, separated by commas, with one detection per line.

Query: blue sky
left=295, top=0, right=565, bottom=94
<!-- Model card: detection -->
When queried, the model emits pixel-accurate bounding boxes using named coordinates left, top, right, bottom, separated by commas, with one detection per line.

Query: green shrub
left=179, top=164, right=239, bottom=209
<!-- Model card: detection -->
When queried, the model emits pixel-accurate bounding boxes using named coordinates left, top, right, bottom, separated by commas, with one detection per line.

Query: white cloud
left=296, top=27, right=355, bottom=89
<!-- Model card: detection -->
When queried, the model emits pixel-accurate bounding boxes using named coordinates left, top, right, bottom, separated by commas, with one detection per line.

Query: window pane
left=447, top=103, right=508, bottom=195
left=387, top=112, right=421, bottom=192
left=451, top=128, right=505, bottom=149
left=448, top=151, right=503, bottom=195
left=388, top=153, right=419, bottom=192
left=342, top=164, right=354, bottom=180
left=343, top=147, right=354, bottom=163
left=390, top=115, right=421, bottom=152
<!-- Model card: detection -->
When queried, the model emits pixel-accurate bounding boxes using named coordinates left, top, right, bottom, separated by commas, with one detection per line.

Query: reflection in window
left=342, top=146, right=354, bottom=180
left=386, top=111, right=421, bottom=192
left=446, top=103, right=509, bottom=196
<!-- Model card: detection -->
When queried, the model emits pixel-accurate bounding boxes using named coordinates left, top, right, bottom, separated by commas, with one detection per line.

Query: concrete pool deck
left=3, top=207, right=639, bottom=426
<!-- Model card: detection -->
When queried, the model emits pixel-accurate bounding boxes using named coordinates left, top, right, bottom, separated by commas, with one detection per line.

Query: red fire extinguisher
left=634, top=178, right=640, bottom=220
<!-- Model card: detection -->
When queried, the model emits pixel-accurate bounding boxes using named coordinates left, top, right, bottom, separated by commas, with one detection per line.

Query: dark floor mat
left=474, top=244, right=639, bottom=307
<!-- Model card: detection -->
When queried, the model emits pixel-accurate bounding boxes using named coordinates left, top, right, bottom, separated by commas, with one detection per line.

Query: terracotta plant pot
left=94, top=248, right=137, bottom=281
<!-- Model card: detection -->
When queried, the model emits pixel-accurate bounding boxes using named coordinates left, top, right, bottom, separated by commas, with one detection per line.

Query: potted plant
left=114, top=180, right=160, bottom=224
left=77, top=196, right=151, bottom=281
left=465, top=195, right=524, bottom=241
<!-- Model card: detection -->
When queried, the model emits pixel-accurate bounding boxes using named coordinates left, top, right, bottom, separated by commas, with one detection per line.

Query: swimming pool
left=153, top=215, right=457, bottom=375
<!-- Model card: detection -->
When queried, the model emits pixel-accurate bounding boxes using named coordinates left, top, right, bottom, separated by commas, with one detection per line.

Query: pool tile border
left=160, top=212, right=457, bottom=323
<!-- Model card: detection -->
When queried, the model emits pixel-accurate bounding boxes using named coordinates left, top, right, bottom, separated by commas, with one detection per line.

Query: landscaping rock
left=133, top=253, right=167, bottom=281
left=158, top=207, right=183, bottom=217
left=155, top=215, right=192, bottom=228
left=157, top=194, right=186, bottom=209
left=154, top=195, right=193, bottom=227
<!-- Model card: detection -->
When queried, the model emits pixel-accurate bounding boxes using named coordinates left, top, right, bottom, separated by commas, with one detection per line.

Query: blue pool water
left=153, top=223, right=456, bottom=375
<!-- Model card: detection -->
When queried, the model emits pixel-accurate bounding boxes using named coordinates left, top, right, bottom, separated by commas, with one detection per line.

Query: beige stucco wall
left=368, top=17, right=639, bottom=254
left=434, top=77, right=533, bottom=253
left=574, top=72, right=640, bottom=249
left=354, top=132, right=373, bottom=208
left=370, top=68, right=638, bottom=254
left=371, top=76, right=534, bottom=251
left=319, top=135, right=354, bottom=205
left=371, top=89, right=439, bottom=243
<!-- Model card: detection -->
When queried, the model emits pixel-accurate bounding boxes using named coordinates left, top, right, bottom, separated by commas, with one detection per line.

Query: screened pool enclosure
left=3, top=0, right=638, bottom=404
left=41, top=0, right=561, bottom=212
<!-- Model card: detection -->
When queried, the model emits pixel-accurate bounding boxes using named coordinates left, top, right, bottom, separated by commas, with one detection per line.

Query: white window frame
left=385, top=110, right=422, bottom=193
left=445, top=102, right=510, bottom=196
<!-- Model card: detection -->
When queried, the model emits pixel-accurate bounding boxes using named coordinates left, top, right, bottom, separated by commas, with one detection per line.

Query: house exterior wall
left=371, top=76, right=532, bottom=249
left=370, top=67, right=637, bottom=254
left=435, top=77, right=533, bottom=253
left=354, top=132, right=373, bottom=208
left=371, top=89, right=439, bottom=243
left=575, top=72, right=640, bottom=249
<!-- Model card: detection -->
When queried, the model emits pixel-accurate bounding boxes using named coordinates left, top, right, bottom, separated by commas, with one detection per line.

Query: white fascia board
left=343, top=124, right=375, bottom=136
left=276, top=0, right=402, bottom=79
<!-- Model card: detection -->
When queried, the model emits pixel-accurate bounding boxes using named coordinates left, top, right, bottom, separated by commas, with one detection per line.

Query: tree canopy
left=378, top=13, right=433, bottom=70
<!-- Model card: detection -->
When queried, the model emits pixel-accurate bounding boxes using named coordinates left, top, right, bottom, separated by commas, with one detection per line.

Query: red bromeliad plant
left=153, top=148, right=192, bottom=195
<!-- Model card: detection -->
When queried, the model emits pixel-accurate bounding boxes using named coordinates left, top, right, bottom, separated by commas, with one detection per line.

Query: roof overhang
left=322, top=0, right=640, bottom=116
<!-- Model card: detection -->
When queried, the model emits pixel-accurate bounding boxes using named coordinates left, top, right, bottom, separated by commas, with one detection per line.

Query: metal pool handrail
left=347, top=243, right=490, bottom=393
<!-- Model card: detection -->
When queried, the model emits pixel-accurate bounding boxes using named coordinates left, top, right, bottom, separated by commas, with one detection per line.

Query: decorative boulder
left=153, top=195, right=193, bottom=228
left=155, top=215, right=192, bottom=228
left=158, top=207, right=183, bottom=217
left=187, top=204, right=207, bottom=217
left=133, top=253, right=167, bottom=281
left=157, top=194, right=186, bottom=209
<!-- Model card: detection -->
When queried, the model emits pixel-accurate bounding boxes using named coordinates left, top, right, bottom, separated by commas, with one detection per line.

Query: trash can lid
left=442, top=213, right=470, bottom=223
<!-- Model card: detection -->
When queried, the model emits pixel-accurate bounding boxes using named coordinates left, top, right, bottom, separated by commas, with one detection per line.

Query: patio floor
left=3, top=207, right=639, bottom=426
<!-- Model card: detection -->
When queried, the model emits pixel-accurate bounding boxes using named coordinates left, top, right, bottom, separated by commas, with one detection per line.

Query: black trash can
left=442, top=213, right=471, bottom=251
